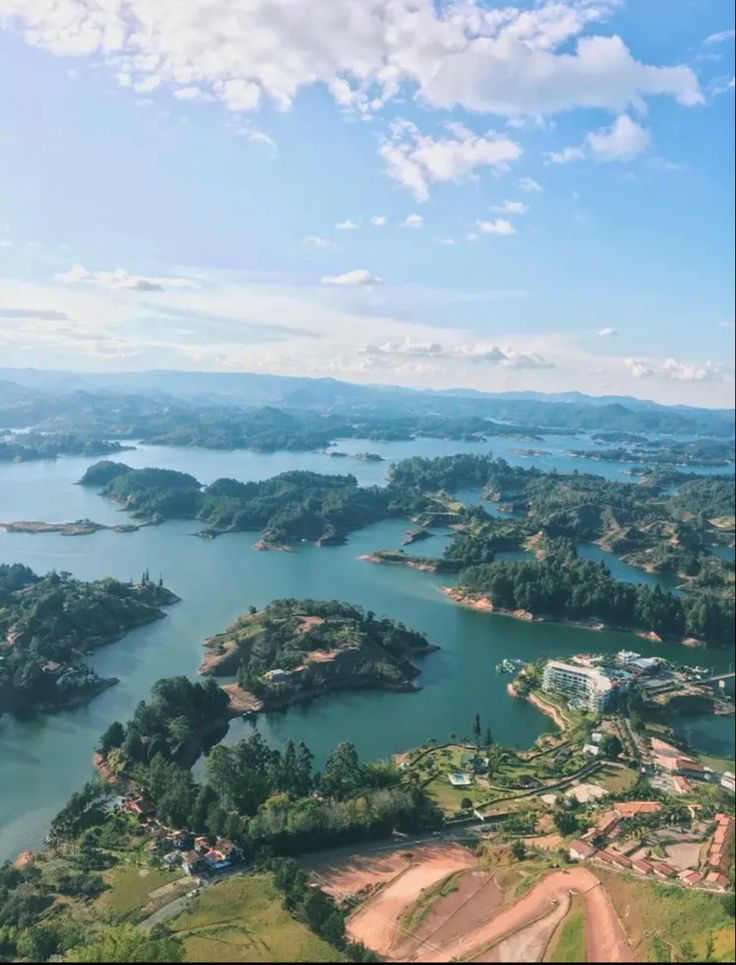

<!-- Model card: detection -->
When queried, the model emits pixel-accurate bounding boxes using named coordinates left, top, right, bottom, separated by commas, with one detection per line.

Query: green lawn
left=168, top=874, right=343, bottom=963
left=98, top=866, right=186, bottom=921
left=594, top=764, right=638, bottom=795
left=547, top=897, right=586, bottom=963
left=598, top=869, right=736, bottom=963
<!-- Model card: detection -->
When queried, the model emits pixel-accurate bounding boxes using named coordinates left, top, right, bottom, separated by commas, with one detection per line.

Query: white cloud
left=0, top=238, right=12, bottom=248
left=370, top=215, right=387, bottom=226
left=173, top=86, right=208, bottom=102
left=546, top=114, right=650, bottom=164
left=380, top=119, right=521, bottom=200
left=247, top=129, right=277, bottom=151
left=361, top=338, right=553, bottom=369
left=54, top=264, right=198, bottom=292
left=597, top=327, right=618, bottom=336
left=335, top=218, right=359, bottom=230
left=362, top=338, right=444, bottom=358
left=704, top=29, right=735, bottom=45
left=321, top=268, right=381, bottom=286
left=477, top=218, right=516, bottom=235
left=586, top=114, right=650, bottom=162
left=493, top=200, right=529, bottom=215
left=433, top=237, right=455, bottom=245
left=544, top=146, right=587, bottom=165
left=404, top=213, right=423, bottom=229
left=518, top=177, right=542, bottom=193
left=625, top=356, right=726, bottom=382
left=303, top=235, right=337, bottom=249
left=0, top=1, right=701, bottom=121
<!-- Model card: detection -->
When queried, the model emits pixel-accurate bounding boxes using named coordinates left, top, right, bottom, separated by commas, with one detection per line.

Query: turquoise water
left=0, top=437, right=733, bottom=861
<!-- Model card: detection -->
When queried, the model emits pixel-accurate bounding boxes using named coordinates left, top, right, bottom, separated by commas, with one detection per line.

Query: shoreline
left=360, top=551, right=440, bottom=573
left=438, top=586, right=708, bottom=648
left=507, top=682, right=568, bottom=732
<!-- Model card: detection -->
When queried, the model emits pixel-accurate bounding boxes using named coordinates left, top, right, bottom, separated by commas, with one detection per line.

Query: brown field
left=314, top=845, right=637, bottom=963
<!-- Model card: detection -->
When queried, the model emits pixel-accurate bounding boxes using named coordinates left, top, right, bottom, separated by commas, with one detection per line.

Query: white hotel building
left=542, top=660, right=620, bottom=712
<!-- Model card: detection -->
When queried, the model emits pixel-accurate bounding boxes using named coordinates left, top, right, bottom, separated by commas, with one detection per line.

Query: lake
left=0, top=435, right=733, bottom=861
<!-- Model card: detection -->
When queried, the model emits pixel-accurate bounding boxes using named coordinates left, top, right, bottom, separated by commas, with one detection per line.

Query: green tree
left=511, top=839, right=526, bottom=861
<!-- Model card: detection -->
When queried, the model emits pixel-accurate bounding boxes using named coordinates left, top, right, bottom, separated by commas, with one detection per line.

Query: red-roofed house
left=678, top=870, right=703, bottom=887
left=672, top=776, right=690, bottom=795
left=569, top=840, right=597, bottom=861
left=614, top=801, right=662, bottom=819
left=632, top=859, right=653, bottom=876
left=705, top=872, right=730, bottom=892
left=652, top=862, right=677, bottom=879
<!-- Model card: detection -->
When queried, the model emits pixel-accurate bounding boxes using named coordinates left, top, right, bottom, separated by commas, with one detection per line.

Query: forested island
left=449, top=541, right=734, bottom=646
left=570, top=438, right=735, bottom=468
left=199, top=598, right=436, bottom=711
left=0, top=564, right=179, bottom=715
left=375, top=456, right=736, bottom=647
left=0, top=432, right=130, bottom=463
left=79, top=462, right=405, bottom=546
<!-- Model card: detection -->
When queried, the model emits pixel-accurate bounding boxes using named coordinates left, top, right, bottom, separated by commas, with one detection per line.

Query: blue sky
left=0, top=0, right=733, bottom=406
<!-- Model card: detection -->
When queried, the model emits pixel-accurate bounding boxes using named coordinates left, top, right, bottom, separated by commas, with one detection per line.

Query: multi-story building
left=542, top=659, right=619, bottom=712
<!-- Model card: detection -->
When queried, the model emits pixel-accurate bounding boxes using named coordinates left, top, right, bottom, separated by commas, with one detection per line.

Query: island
left=79, top=461, right=399, bottom=546
left=0, top=431, right=131, bottom=463
left=0, top=518, right=142, bottom=536
left=0, top=564, right=179, bottom=715
left=197, top=598, right=437, bottom=712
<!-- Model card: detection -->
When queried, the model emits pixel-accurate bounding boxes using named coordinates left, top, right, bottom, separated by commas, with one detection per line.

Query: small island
left=0, top=518, right=142, bottom=536
left=198, top=598, right=437, bottom=714
left=0, top=564, right=179, bottom=715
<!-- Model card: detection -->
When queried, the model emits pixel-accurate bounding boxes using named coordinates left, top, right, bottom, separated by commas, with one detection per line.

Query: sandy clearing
left=472, top=890, right=571, bottom=962
left=420, top=867, right=635, bottom=964
left=392, top=870, right=504, bottom=961
left=526, top=834, right=563, bottom=852
left=663, top=842, right=702, bottom=870
left=344, top=845, right=476, bottom=956
left=309, top=842, right=473, bottom=900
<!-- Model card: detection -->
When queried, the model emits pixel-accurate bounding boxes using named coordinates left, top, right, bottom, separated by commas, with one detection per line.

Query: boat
left=495, top=658, right=526, bottom=674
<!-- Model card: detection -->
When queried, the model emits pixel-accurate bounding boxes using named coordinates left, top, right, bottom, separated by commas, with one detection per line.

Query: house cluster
left=117, top=791, right=243, bottom=878
left=568, top=801, right=733, bottom=893
left=179, top=836, right=243, bottom=877
left=704, top=813, right=735, bottom=892
left=648, top=737, right=720, bottom=790
left=120, top=792, right=157, bottom=825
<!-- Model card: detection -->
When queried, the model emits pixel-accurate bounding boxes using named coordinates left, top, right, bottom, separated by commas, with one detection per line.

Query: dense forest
left=458, top=544, right=734, bottom=646
left=198, top=598, right=434, bottom=703
left=0, top=565, right=178, bottom=715
left=94, top=675, right=441, bottom=855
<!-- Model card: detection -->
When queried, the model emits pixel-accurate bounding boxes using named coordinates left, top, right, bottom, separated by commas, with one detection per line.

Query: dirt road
left=419, top=867, right=635, bottom=963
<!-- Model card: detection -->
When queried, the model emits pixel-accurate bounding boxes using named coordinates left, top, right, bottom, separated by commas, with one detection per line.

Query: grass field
left=168, top=874, right=343, bottom=963
left=595, top=868, right=735, bottom=963
left=546, top=896, right=586, bottom=962
left=594, top=763, right=638, bottom=795
left=98, top=865, right=187, bottom=921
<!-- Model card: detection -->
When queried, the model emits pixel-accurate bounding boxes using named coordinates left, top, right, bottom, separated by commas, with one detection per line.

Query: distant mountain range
left=0, top=368, right=733, bottom=437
